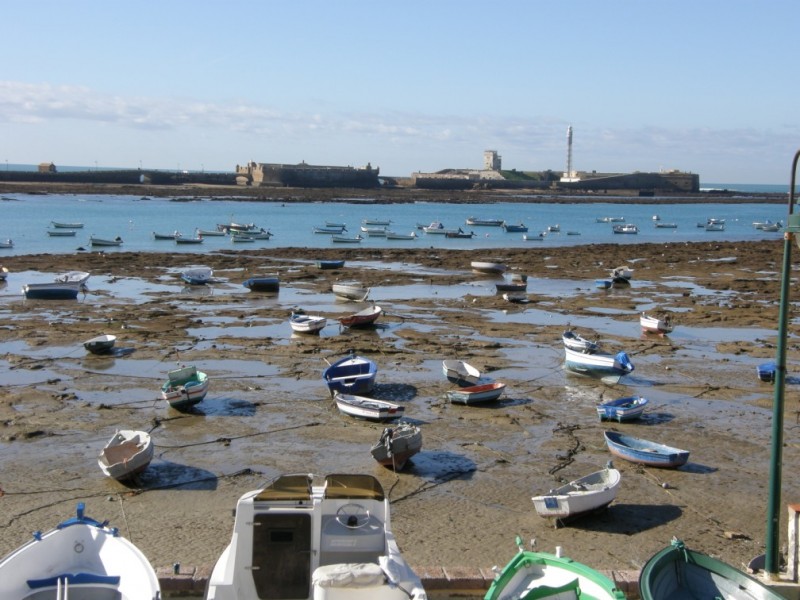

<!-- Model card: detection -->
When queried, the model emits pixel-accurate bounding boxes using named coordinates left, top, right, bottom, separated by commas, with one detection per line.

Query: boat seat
left=519, top=577, right=580, bottom=600
left=312, top=563, right=392, bottom=599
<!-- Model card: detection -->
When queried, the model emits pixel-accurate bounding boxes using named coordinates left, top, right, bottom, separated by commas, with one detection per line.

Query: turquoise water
left=0, top=193, right=789, bottom=256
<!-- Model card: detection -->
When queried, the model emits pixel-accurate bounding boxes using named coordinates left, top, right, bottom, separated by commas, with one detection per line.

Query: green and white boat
left=485, top=536, right=625, bottom=600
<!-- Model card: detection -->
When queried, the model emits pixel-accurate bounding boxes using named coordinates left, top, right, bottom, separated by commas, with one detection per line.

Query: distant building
left=484, top=150, right=501, bottom=171
left=38, top=162, right=57, bottom=173
left=236, top=161, right=380, bottom=188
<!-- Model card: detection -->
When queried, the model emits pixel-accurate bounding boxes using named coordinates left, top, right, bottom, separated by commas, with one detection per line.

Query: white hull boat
left=84, top=333, right=117, bottom=354
left=564, top=346, right=634, bottom=384
left=641, top=312, right=673, bottom=334
left=370, top=423, right=422, bottom=470
left=470, top=260, right=507, bottom=274
left=441, top=359, right=481, bottom=386
left=98, top=429, right=154, bottom=482
left=531, top=463, right=621, bottom=526
left=161, top=365, right=209, bottom=409
left=0, top=503, right=161, bottom=600
left=290, top=311, right=327, bottom=333
left=206, top=473, right=427, bottom=600
left=332, top=282, right=370, bottom=301
left=334, top=393, right=404, bottom=421
left=562, top=329, right=599, bottom=353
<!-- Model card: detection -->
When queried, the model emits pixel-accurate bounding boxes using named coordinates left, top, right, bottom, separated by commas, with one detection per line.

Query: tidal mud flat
left=0, top=239, right=797, bottom=580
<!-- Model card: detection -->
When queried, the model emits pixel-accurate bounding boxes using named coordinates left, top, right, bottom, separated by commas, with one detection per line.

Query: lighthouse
left=561, top=125, right=579, bottom=182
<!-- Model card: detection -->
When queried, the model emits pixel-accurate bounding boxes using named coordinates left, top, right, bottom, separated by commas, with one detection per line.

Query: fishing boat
left=243, top=276, right=280, bottom=292
left=0, top=503, right=161, bottom=600
left=562, top=329, right=600, bottom=353
left=231, top=235, right=255, bottom=243
left=362, top=218, right=393, bottom=226
left=205, top=473, right=426, bottom=600
left=639, top=538, right=786, bottom=600
left=502, top=222, right=528, bottom=232
left=317, top=259, right=345, bottom=270
left=612, top=224, right=639, bottom=234
left=445, top=229, right=476, bottom=239
left=611, top=265, right=634, bottom=281
left=153, top=231, right=180, bottom=240
left=314, top=225, right=348, bottom=234
left=603, top=430, right=690, bottom=468
left=231, top=229, right=273, bottom=240
left=596, top=396, right=648, bottom=422
left=466, top=216, right=504, bottom=226
left=51, top=221, right=84, bottom=228
left=84, top=334, right=117, bottom=355
left=705, top=222, right=726, bottom=231
left=334, top=393, right=405, bottom=421
left=47, top=229, right=77, bottom=236
left=0, top=239, right=13, bottom=248
left=339, top=304, right=383, bottom=328
left=323, top=353, right=378, bottom=396
left=484, top=536, right=626, bottom=600
left=547, top=224, right=561, bottom=233
left=531, top=462, right=621, bottom=526
left=97, top=429, right=154, bottom=482
left=22, top=281, right=83, bottom=300
left=161, top=365, right=210, bottom=409
left=522, top=232, right=547, bottom=241
left=640, top=312, right=674, bottom=334
left=89, top=235, right=123, bottom=246
left=654, top=222, right=678, bottom=228
left=175, top=235, right=203, bottom=244
left=332, top=282, right=370, bottom=301
left=564, top=347, right=634, bottom=384
left=447, top=382, right=506, bottom=405
left=196, top=228, right=226, bottom=236
left=442, top=359, right=481, bottom=386
left=360, top=225, right=388, bottom=236
left=597, top=216, right=625, bottom=223
left=290, top=310, right=327, bottom=334
left=331, top=234, right=363, bottom=243
left=470, top=260, right=507, bottom=275
left=370, top=422, right=422, bottom=470
left=384, top=230, right=417, bottom=240
left=757, top=361, right=777, bottom=383
left=181, top=266, right=213, bottom=285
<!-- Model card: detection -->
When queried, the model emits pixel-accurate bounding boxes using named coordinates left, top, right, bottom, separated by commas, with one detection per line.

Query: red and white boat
left=338, top=304, right=382, bottom=328
left=446, top=382, right=506, bottom=405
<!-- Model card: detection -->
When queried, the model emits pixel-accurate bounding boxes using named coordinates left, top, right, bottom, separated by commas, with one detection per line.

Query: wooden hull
left=323, top=354, right=378, bottom=396
left=97, top=430, right=154, bottom=481
left=370, top=423, right=422, bottom=470
left=338, top=305, right=382, bottom=327
left=84, top=334, right=117, bottom=355
left=640, top=539, right=785, bottom=600
left=334, top=393, right=404, bottom=421
left=532, top=465, right=621, bottom=524
left=0, top=503, right=161, bottom=600
left=442, top=360, right=481, bottom=387
left=596, top=396, right=648, bottom=422
left=447, top=382, right=506, bottom=404
left=604, top=430, right=689, bottom=468
left=564, top=347, right=634, bottom=384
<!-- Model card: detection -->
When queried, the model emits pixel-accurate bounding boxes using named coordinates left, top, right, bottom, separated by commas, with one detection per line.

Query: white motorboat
left=206, top=473, right=427, bottom=600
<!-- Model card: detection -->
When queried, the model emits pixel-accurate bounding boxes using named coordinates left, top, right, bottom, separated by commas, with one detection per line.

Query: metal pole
left=765, top=149, right=800, bottom=577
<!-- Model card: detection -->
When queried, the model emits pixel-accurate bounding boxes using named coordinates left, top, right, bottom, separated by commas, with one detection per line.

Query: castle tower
left=483, top=150, right=501, bottom=171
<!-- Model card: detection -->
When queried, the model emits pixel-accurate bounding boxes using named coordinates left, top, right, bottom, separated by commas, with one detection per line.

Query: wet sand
left=0, top=235, right=798, bottom=581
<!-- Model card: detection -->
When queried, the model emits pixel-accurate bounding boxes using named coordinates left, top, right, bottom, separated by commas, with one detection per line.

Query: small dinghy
left=84, top=333, right=117, bottom=355
left=531, top=462, right=621, bottom=527
left=370, top=422, right=422, bottom=470
left=161, top=365, right=210, bottom=409
left=334, top=393, right=404, bottom=421
left=323, top=353, right=378, bottom=396
left=604, top=430, right=689, bottom=468
left=290, top=310, right=327, bottom=334
left=446, top=381, right=506, bottom=405
left=441, top=359, right=481, bottom=387
left=596, top=396, right=648, bottom=422
left=97, top=429, right=154, bottom=482
left=562, top=328, right=600, bottom=353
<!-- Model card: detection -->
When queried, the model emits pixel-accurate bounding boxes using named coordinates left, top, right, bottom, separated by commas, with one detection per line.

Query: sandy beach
left=0, top=186, right=797, bottom=587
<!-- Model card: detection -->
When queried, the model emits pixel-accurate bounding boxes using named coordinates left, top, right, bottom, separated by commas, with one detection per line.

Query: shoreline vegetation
left=0, top=179, right=789, bottom=204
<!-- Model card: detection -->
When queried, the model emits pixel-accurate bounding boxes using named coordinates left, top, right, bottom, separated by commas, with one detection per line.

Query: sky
left=1, top=0, right=799, bottom=184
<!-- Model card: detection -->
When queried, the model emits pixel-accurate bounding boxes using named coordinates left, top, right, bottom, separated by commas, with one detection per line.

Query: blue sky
left=2, top=0, right=798, bottom=183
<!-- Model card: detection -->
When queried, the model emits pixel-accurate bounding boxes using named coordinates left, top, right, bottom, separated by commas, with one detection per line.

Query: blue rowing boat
left=603, top=430, right=689, bottom=468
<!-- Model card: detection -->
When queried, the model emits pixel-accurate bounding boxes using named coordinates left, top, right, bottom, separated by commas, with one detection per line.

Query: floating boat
left=243, top=276, right=280, bottom=292
left=531, top=462, right=621, bottom=526
left=317, top=259, right=345, bottom=270
left=639, top=538, right=786, bottom=600
left=597, top=216, right=625, bottom=223
left=331, top=234, right=363, bottom=243
left=206, top=473, right=426, bottom=600
left=603, top=430, right=690, bottom=468
left=97, top=429, right=154, bottom=482
left=640, top=312, right=673, bottom=334
left=470, top=260, right=507, bottom=275
left=612, top=224, right=639, bottom=234
left=47, top=229, right=77, bottom=236
left=384, top=230, right=417, bottom=240
left=334, top=393, right=405, bottom=421
left=332, top=282, right=370, bottom=301
left=175, top=235, right=203, bottom=244
left=181, top=266, right=213, bottom=285
left=596, top=396, right=648, bottom=422
left=484, top=536, right=625, bottom=600
left=502, top=222, right=528, bottom=232
left=757, top=361, right=777, bottom=383
left=161, top=365, right=210, bottom=409
left=89, top=235, right=123, bottom=246
left=153, top=231, right=180, bottom=240
left=0, top=503, right=161, bottom=600
left=562, top=329, right=600, bottom=353
left=370, top=422, right=422, bottom=470
left=339, top=304, right=383, bottom=328
left=314, top=225, right=347, bottom=234
left=360, top=225, right=388, bottom=236
left=654, top=222, right=678, bottom=228
left=522, top=232, right=547, bottom=241
left=442, top=359, right=481, bottom=387
left=447, top=382, right=506, bottom=405
left=84, top=334, right=117, bottom=355
left=547, top=224, right=561, bottom=232
left=445, top=229, right=476, bottom=239
left=231, top=229, right=273, bottom=240
left=22, top=281, right=83, bottom=300
left=0, top=238, right=15, bottom=248
left=564, top=347, right=634, bottom=384
left=290, top=310, right=327, bottom=334
left=362, top=218, right=393, bottom=226
left=231, top=235, right=255, bottom=243
left=466, top=217, right=504, bottom=226
left=51, top=221, right=84, bottom=228
left=196, top=228, right=226, bottom=236
left=323, top=353, right=378, bottom=396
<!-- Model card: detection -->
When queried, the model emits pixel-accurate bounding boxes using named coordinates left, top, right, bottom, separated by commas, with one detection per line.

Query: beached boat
left=470, top=260, right=507, bottom=275
left=22, top=281, right=83, bottom=300
left=0, top=503, right=161, bottom=600
left=89, top=235, right=123, bottom=246
left=596, top=396, right=648, bottom=422
left=531, top=462, right=621, bottom=526
left=370, top=422, right=422, bottom=470
left=603, top=430, right=690, bottom=468
left=442, top=359, right=481, bottom=387
left=495, top=281, right=527, bottom=293
left=323, top=353, right=378, bottom=396
left=502, top=222, right=528, bottom=232
left=334, top=393, right=405, bottom=421
left=243, top=276, right=280, bottom=292
left=290, top=311, right=327, bottom=334
left=612, top=224, right=639, bottom=234
left=758, top=361, right=777, bottom=383
left=47, top=229, right=77, bottom=236
left=331, top=234, right=363, bottom=243
left=564, top=347, right=634, bottom=384
left=640, top=312, right=673, bottom=334
left=595, top=279, right=613, bottom=289
left=84, top=333, right=117, bottom=355
left=611, top=265, right=634, bottom=281
left=161, top=365, right=210, bottom=409
left=639, top=538, right=786, bottom=600
left=447, top=382, right=506, bottom=405
left=0, top=266, right=8, bottom=281
left=523, top=232, right=547, bottom=241
left=562, top=329, right=600, bottom=353
left=384, top=230, right=417, bottom=240
left=339, top=304, right=383, bottom=328
left=206, top=473, right=426, bottom=600
left=181, top=266, right=213, bottom=285
left=332, top=282, right=370, bottom=301
left=51, top=221, right=84, bottom=228
left=317, top=259, right=345, bottom=270
left=54, top=270, right=91, bottom=285
left=484, top=536, right=625, bottom=600
left=97, top=429, right=154, bottom=482
left=503, top=291, right=528, bottom=303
